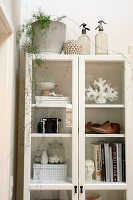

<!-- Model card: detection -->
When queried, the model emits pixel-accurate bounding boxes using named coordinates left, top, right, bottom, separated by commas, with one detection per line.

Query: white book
left=91, top=143, right=102, bottom=181
left=109, top=146, right=113, bottom=182
left=116, top=143, right=120, bottom=182
left=118, top=143, right=122, bottom=182
left=104, top=143, right=110, bottom=182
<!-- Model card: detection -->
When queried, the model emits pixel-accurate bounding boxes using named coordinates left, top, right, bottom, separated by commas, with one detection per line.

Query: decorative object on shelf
left=91, top=141, right=125, bottom=182
left=35, top=96, right=72, bottom=105
left=49, top=154, right=60, bottom=164
left=78, top=23, right=90, bottom=55
left=37, top=118, right=61, bottom=133
left=17, top=9, right=66, bottom=58
left=85, top=121, right=120, bottom=134
left=91, top=143, right=102, bottom=181
left=85, top=121, right=101, bottom=133
left=85, top=78, right=118, bottom=104
left=85, top=160, right=94, bottom=181
left=63, top=40, right=82, bottom=55
left=95, top=20, right=108, bottom=55
left=91, top=121, right=120, bottom=134
left=47, top=141, right=65, bottom=163
left=59, top=191, right=69, bottom=200
left=34, top=148, right=42, bottom=163
left=86, top=193, right=102, bottom=200
left=33, top=163, right=67, bottom=181
left=41, top=151, right=48, bottom=165
left=37, top=82, right=58, bottom=96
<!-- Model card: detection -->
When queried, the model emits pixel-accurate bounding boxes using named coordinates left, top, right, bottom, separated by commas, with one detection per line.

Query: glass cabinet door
left=79, top=56, right=127, bottom=200
left=24, top=55, right=78, bottom=200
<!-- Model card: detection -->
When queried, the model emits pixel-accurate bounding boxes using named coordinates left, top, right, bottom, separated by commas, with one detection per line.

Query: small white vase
left=41, top=151, right=48, bottom=165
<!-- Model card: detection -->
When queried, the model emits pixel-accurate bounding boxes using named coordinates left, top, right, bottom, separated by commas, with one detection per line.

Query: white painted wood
left=32, top=54, right=125, bottom=62
left=126, top=47, right=133, bottom=200
left=84, top=182, right=127, bottom=190
left=0, top=0, right=14, bottom=34
left=85, top=104, right=124, bottom=108
left=24, top=55, right=78, bottom=200
left=79, top=57, right=85, bottom=200
left=24, top=54, right=132, bottom=200
left=79, top=55, right=128, bottom=200
left=23, top=54, right=32, bottom=200
left=30, top=179, right=73, bottom=190
left=71, top=57, right=79, bottom=200
left=0, top=2, right=14, bottom=200
left=32, top=54, right=77, bottom=61
left=31, top=133, right=72, bottom=138
left=32, top=103, right=72, bottom=108
left=85, top=134, right=125, bottom=138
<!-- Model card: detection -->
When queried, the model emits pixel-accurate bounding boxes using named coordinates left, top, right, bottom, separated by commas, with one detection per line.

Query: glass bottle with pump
left=95, top=20, right=108, bottom=55
left=78, top=23, right=90, bottom=55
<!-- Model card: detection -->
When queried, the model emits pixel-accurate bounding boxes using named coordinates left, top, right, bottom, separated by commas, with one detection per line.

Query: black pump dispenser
left=95, top=20, right=107, bottom=31
left=80, top=23, right=90, bottom=34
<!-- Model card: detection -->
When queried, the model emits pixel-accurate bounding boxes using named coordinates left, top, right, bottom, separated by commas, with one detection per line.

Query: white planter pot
left=33, top=20, right=66, bottom=54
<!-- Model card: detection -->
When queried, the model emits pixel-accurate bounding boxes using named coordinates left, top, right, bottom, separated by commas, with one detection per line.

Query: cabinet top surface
left=27, top=54, right=130, bottom=62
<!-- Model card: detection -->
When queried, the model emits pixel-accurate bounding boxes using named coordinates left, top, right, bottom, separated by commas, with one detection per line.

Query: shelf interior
left=32, top=60, right=72, bottom=104
left=31, top=137, right=72, bottom=183
left=85, top=61, right=124, bottom=104
left=30, top=190, right=72, bottom=200
left=85, top=190, right=126, bottom=200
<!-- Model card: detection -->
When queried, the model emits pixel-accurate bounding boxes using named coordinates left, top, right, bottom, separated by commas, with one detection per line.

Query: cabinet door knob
left=74, top=185, right=77, bottom=193
left=80, top=186, right=83, bottom=193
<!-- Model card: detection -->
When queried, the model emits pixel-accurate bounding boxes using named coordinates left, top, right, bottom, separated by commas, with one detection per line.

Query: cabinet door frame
left=79, top=57, right=86, bottom=200
left=23, top=55, right=79, bottom=200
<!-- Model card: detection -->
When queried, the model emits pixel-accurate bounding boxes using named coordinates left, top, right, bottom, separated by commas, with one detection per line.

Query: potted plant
left=17, top=10, right=66, bottom=56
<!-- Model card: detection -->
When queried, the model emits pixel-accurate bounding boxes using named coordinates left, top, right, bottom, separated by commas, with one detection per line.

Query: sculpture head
left=85, top=160, right=94, bottom=181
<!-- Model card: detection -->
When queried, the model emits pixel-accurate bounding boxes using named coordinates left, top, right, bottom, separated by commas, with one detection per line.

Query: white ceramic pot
left=32, top=20, right=66, bottom=54
left=37, top=82, right=57, bottom=91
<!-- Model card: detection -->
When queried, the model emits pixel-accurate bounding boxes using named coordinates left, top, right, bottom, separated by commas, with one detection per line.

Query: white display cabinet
left=79, top=55, right=132, bottom=200
left=24, top=54, right=133, bottom=200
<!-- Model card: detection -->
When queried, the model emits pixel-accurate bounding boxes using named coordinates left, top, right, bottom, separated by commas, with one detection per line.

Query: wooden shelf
left=85, top=134, right=125, bottom=138
left=31, top=133, right=72, bottom=138
left=30, top=179, right=73, bottom=190
left=85, top=104, right=124, bottom=108
left=85, top=181, right=127, bottom=190
left=32, top=104, right=72, bottom=108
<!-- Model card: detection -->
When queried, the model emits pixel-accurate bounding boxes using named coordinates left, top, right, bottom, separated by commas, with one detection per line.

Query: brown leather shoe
left=85, top=121, right=93, bottom=133
left=91, top=121, right=120, bottom=134
left=85, top=122, right=101, bottom=133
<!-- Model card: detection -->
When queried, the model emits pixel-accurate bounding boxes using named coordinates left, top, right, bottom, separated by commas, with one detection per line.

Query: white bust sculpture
left=85, top=160, right=94, bottom=181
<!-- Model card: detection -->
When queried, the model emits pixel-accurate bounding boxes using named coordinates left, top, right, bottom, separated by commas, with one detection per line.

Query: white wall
left=21, top=0, right=133, bottom=54
left=0, top=0, right=21, bottom=199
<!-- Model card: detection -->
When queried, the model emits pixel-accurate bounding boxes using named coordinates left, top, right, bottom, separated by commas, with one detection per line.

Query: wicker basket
left=33, top=164, right=67, bottom=181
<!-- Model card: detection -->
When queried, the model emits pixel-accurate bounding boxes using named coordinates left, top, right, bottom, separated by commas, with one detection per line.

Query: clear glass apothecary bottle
left=47, top=141, right=65, bottom=164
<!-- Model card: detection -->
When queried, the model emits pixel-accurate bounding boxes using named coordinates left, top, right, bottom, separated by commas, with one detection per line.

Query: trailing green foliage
left=17, top=9, right=66, bottom=66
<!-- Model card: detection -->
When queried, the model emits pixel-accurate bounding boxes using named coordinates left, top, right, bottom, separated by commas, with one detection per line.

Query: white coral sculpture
left=85, top=78, right=118, bottom=104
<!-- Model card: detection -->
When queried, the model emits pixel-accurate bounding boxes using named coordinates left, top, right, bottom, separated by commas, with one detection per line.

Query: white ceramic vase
left=41, top=151, right=48, bottom=165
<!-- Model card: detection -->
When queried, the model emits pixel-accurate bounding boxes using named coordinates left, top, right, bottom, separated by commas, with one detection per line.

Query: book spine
left=109, top=146, right=113, bottom=182
left=101, top=142, right=106, bottom=182
left=122, top=143, right=126, bottom=182
left=104, top=143, right=110, bottom=182
left=118, top=143, right=122, bottom=182
left=116, top=143, right=120, bottom=182
left=91, top=144, right=102, bottom=181
left=112, top=146, right=117, bottom=182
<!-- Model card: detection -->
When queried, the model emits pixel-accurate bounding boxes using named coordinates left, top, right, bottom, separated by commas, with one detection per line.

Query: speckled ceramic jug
left=32, top=20, right=66, bottom=54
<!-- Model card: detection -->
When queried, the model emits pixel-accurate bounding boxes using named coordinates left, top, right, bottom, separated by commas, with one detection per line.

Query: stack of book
left=91, top=142, right=126, bottom=182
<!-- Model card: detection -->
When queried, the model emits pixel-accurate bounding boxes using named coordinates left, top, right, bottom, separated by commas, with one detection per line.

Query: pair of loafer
left=85, top=121, right=120, bottom=134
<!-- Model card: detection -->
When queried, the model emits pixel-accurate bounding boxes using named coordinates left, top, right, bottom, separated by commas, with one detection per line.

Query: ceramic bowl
left=37, top=82, right=58, bottom=91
